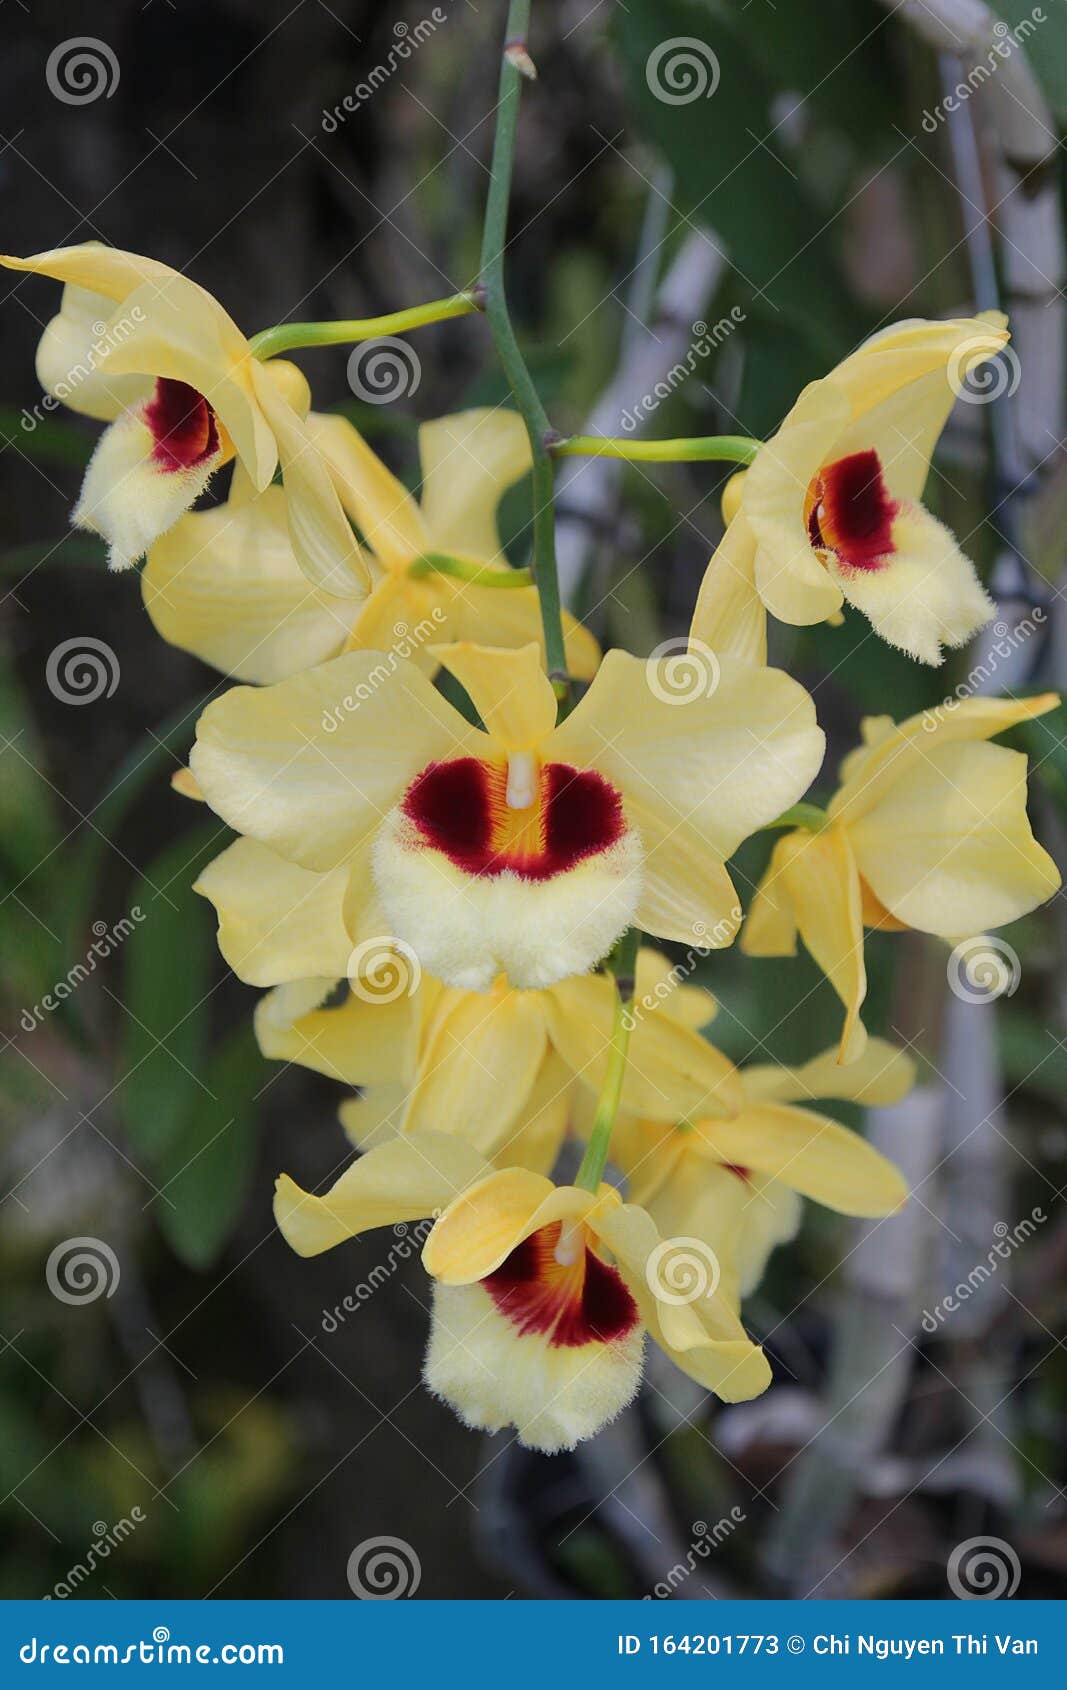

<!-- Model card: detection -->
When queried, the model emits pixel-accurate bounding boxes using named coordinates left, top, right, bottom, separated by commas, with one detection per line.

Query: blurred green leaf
left=1, top=534, right=108, bottom=578
left=613, top=0, right=868, bottom=359
left=118, top=825, right=219, bottom=1163
left=61, top=692, right=216, bottom=954
left=152, top=1023, right=266, bottom=1270
left=0, top=643, right=66, bottom=1011
left=0, top=406, right=94, bottom=467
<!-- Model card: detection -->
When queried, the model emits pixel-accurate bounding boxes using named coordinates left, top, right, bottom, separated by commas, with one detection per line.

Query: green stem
left=248, top=292, right=481, bottom=360
left=480, top=0, right=570, bottom=708
left=575, top=927, right=641, bottom=1193
left=550, top=434, right=760, bottom=465
left=407, top=551, right=533, bottom=588
left=762, top=801, right=829, bottom=833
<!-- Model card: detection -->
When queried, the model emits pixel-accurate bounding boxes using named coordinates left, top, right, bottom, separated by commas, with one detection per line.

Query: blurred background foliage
left=1, top=0, right=1066, bottom=1599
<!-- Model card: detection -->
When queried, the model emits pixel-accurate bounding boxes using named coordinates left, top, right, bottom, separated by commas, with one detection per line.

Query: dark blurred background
left=2, top=0, right=1066, bottom=1600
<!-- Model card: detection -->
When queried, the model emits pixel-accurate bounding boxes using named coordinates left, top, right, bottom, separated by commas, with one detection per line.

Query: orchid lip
left=400, top=755, right=627, bottom=881
left=807, top=448, right=897, bottom=572
left=483, top=1221, right=639, bottom=1349
left=145, top=377, right=221, bottom=473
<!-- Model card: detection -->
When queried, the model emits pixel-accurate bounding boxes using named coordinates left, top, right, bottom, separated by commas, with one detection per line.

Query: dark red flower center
left=401, top=757, right=625, bottom=881
left=806, top=448, right=897, bottom=571
left=145, top=377, right=221, bottom=472
left=483, top=1223, right=639, bottom=1349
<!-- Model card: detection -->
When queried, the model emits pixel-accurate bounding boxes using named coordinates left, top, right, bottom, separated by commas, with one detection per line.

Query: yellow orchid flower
left=744, top=693, right=1061, bottom=1061
left=693, top=316, right=1009, bottom=665
left=275, top=1136, right=771, bottom=1452
left=190, top=639, right=824, bottom=992
left=142, top=407, right=600, bottom=685
left=189, top=837, right=742, bottom=1149
left=1, top=244, right=368, bottom=595
left=614, top=1039, right=912, bottom=1302
left=253, top=951, right=736, bottom=1163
